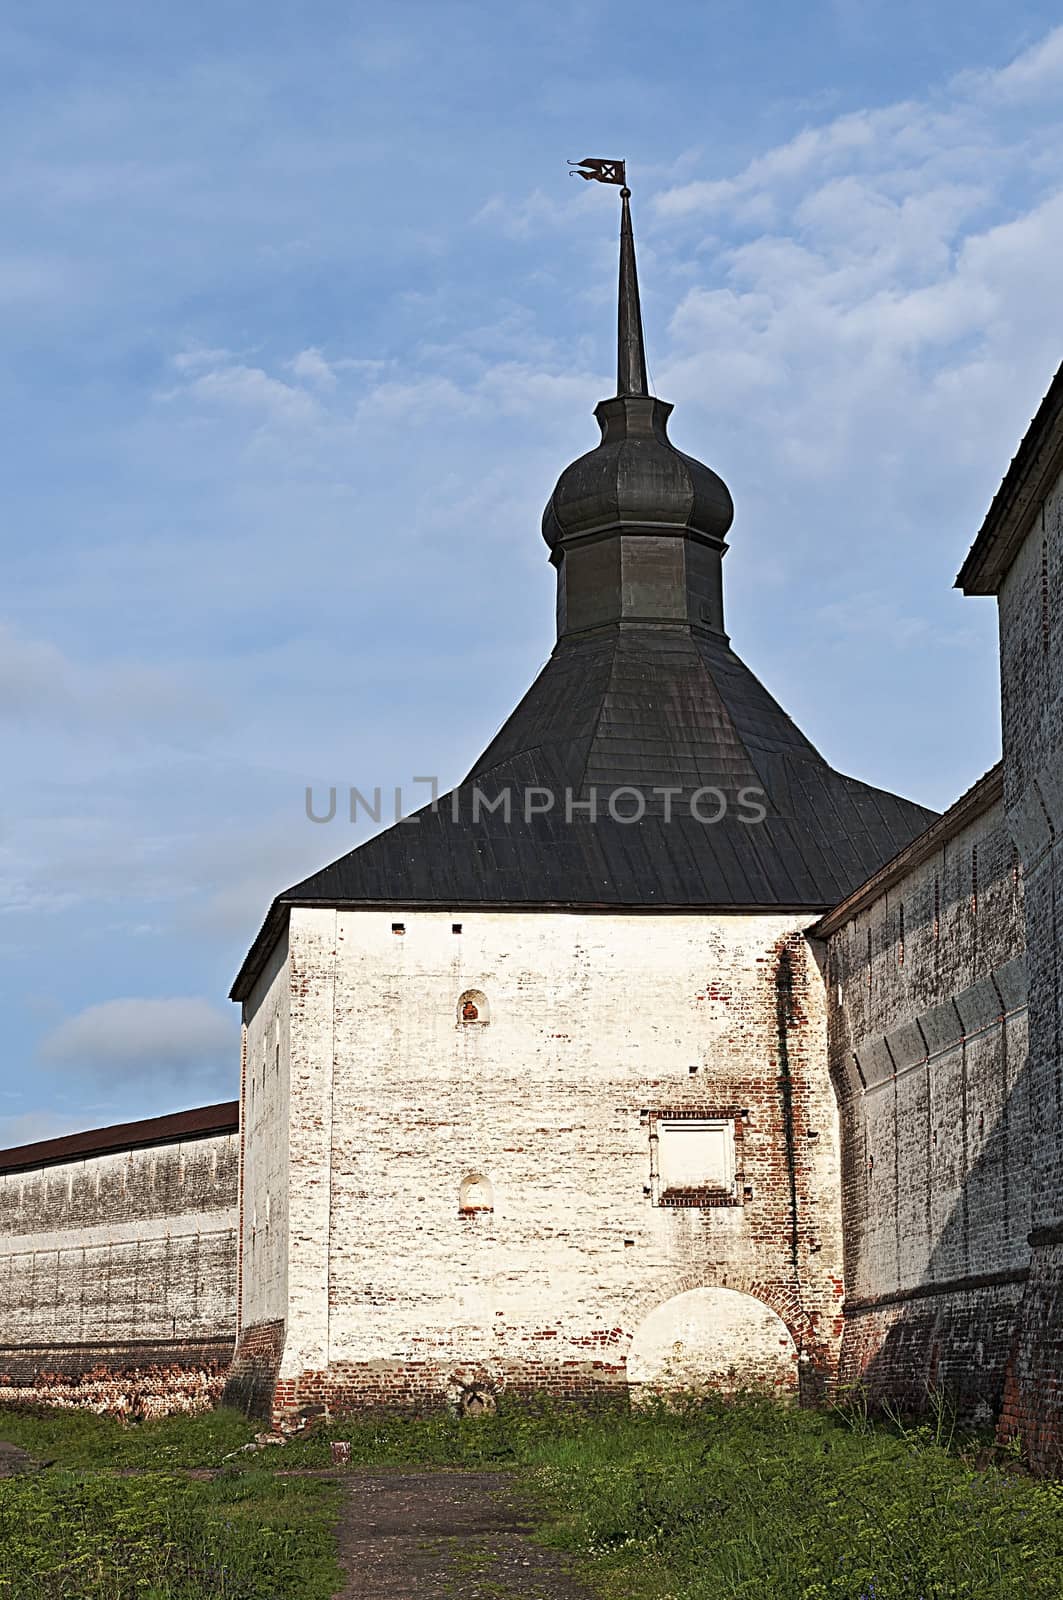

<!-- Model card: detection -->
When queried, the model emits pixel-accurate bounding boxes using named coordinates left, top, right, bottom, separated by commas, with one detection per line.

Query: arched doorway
left=627, top=1287, right=798, bottom=1397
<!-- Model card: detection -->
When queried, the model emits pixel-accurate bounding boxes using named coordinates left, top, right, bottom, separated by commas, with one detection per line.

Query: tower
left=226, top=186, right=936, bottom=1419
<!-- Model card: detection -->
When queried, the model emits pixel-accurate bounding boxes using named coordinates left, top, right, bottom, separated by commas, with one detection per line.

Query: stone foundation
left=838, top=1275, right=1027, bottom=1420
left=270, top=1356, right=627, bottom=1421
left=0, top=1339, right=233, bottom=1419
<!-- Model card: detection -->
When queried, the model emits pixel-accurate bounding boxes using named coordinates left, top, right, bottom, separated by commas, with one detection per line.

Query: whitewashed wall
left=239, top=905, right=844, bottom=1410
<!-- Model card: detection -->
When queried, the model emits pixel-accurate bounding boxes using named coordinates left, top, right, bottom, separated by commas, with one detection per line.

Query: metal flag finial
left=568, top=157, right=627, bottom=189
left=568, top=159, right=647, bottom=395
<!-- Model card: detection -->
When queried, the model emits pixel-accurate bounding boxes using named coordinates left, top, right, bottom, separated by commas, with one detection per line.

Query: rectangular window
left=654, top=1116, right=737, bottom=1205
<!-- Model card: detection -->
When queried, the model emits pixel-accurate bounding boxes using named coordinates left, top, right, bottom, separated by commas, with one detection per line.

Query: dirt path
left=334, top=1469, right=596, bottom=1599
left=0, top=1441, right=36, bottom=1478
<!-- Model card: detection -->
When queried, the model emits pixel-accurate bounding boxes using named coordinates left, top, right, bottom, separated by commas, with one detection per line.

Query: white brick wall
left=241, top=906, right=844, bottom=1398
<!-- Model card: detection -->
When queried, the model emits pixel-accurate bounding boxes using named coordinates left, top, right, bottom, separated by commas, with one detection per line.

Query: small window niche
left=457, top=988, right=489, bottom=1026
left=649, top=1113, right=740, bottom=1207
left=458, top=1172, right=494, bottom=1217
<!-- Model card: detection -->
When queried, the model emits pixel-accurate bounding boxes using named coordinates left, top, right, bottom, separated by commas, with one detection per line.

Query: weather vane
left=568, top=157, right=629, bottom=197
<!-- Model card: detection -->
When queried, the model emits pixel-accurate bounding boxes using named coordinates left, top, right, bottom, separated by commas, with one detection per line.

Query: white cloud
left=289, top=346, right=337, bottom=388
left=172, top=345, right=235, bottom=373
left=164, top=356, right=319, bottom=424
left=645, top=49, right=1063, bottom=508
left=976, top=24, right=1063, bottom=102
left=39, top=997, right=237, bottom=1091
left=475, top=187, right=574, bottom=239
left=0, top=621, right=223, bottom=727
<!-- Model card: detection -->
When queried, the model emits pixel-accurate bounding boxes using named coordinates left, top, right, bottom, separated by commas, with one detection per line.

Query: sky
left=2, top=1, right=1063, bottom=1144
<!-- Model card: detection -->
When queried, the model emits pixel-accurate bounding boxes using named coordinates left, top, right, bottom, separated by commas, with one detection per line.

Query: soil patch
left=0, top=1440, right=38, bottom=1478
left=334, top=1468, right=593, bottom=1599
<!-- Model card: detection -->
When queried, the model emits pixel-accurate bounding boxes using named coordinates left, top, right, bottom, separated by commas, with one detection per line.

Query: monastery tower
left=225, top=189, right=933, bottom=1417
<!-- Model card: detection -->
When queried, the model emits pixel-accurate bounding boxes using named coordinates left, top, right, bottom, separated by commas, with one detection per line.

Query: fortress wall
left=0, top=1105, right=238, bottom=1416
left=994, top=454, right=1063, bottom=1471
left=821, top=776, right=1029, bottom=1419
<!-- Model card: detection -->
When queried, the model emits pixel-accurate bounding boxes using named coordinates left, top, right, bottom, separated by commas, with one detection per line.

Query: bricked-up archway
left=627, top=1286, right=799, bottom=1397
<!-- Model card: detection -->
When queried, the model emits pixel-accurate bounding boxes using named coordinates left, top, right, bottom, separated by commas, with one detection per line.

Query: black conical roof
left=232, top=627, right=934, bottom=998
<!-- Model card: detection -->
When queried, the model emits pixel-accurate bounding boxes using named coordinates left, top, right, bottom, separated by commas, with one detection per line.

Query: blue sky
left=3, top=1, right=1063, bottom=1143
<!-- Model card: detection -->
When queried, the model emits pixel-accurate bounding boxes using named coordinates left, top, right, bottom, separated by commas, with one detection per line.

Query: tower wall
left=240, top=906, right=844, bottom=1418
left=223, top=929, right=291, bottom=1417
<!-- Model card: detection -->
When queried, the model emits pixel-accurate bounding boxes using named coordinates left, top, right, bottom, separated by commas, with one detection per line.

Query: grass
left=265, top=1392, right=1063, bottom=1600
left=0, top=1408, right=340, bottom=1600
left=0, top=1404, right=259, bottom=1470
left=1, top=1395, right=1062, bottom=1599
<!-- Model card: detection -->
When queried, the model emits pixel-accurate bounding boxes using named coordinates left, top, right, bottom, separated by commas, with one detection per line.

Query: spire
left=543, top=163, right=734, bottom=642
left=617, top=187, right=649, bottom=397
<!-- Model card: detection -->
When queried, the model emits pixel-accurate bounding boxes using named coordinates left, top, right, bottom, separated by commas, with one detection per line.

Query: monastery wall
left=821, top=776, right=1029, bottom=1419
left=231, top=905, right=846, bottom=1419
left=995, top=456, right=1063, bottom=1471
left=0, top=1106, right=238, bottom=1416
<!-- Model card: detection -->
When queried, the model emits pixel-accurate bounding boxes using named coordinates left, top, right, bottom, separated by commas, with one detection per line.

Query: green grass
left=0, top=1404, right=259, bottom=1469
left=262, top=1393, right=1063, bottom=1600
left=2, top=1396, right=1062, bottom=1599
left=0, top=1407, right=340, bottom=1600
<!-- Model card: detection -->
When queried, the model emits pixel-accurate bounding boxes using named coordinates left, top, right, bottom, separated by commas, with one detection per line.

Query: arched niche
left=458, top=1172, right=494, bottom=1215
left=627, top=1286, right=798, bottom=1398
left=457, top=989, right=489, bottom=1025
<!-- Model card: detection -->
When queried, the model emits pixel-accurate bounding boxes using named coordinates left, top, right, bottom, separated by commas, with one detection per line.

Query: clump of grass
left=517, top=1395, right=1063, bottom=1600
left=277, top=1389, right=627, bottom=1471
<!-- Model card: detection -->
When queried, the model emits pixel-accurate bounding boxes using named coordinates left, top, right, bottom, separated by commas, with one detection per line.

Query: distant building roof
left=0, top=1100, right=239, bottom=1175
left=957, top=360, right=1063, bottom=595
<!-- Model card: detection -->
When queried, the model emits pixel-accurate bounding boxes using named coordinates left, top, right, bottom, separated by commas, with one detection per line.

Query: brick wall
left=241, top=907, right=845, bottom=1418
left=995, top=455, right=1063, bottom=1472
left=822, top=785, right=1029, bottom=1419
left=238, top=929, right=291, bottom=1337
left=223, top=1317, right=286, bottom=1418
